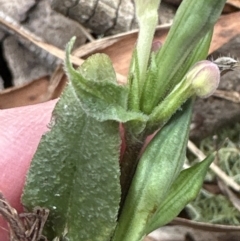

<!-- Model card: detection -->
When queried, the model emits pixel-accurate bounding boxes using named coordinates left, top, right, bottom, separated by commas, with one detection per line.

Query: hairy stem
left=120, top=134, right=145, bottom=206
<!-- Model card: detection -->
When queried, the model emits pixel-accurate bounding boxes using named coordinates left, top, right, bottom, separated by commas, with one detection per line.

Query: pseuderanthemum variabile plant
left=2, top=0, right=239, bottom=241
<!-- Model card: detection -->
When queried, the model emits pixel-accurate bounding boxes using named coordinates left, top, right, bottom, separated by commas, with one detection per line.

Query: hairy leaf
left=22, top=58, right=123, bottom=240
left=65, top=38, right=148, bottom=133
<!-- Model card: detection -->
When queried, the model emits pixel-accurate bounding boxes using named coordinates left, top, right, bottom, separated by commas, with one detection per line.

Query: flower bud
left=187, top=60, right=220, bottom=98
left=147, top=60, right=220, bottom=132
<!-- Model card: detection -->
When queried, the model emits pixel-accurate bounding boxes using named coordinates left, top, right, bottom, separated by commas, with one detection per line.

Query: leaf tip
left=64, top=36, right=77, bottom=75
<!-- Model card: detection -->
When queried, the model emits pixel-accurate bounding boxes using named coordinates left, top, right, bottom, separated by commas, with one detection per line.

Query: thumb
left=0, top=99, right=57, bottom=240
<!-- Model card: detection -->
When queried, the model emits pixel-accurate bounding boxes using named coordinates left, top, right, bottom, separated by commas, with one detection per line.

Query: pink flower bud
left=187, top=60, right=220, bottom=98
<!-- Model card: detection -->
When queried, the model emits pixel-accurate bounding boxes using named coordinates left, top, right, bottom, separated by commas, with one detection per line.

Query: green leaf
left=145, top=153, right=215, bottom=234
left=141, top=0, right=226, bottom=114
left=22, top=70, right=121, bottom=240
left=112, top=100, right=193, bottom=241
left=165, top=29, right=213, bottom=96
left=65, top=37, right=148, bottom=133
left=128, top=50, right=141, bottom=111
left=133, top=0, right=161, bottom=92
left=128, top=0, right=161, bottom=112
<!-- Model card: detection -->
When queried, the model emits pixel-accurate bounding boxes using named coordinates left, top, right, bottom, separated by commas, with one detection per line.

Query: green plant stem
left=120, top=133, right=145, bottom=205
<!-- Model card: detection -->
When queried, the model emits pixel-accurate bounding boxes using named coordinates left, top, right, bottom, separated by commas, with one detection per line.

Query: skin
left=0, top=99, right=58, bottom=240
